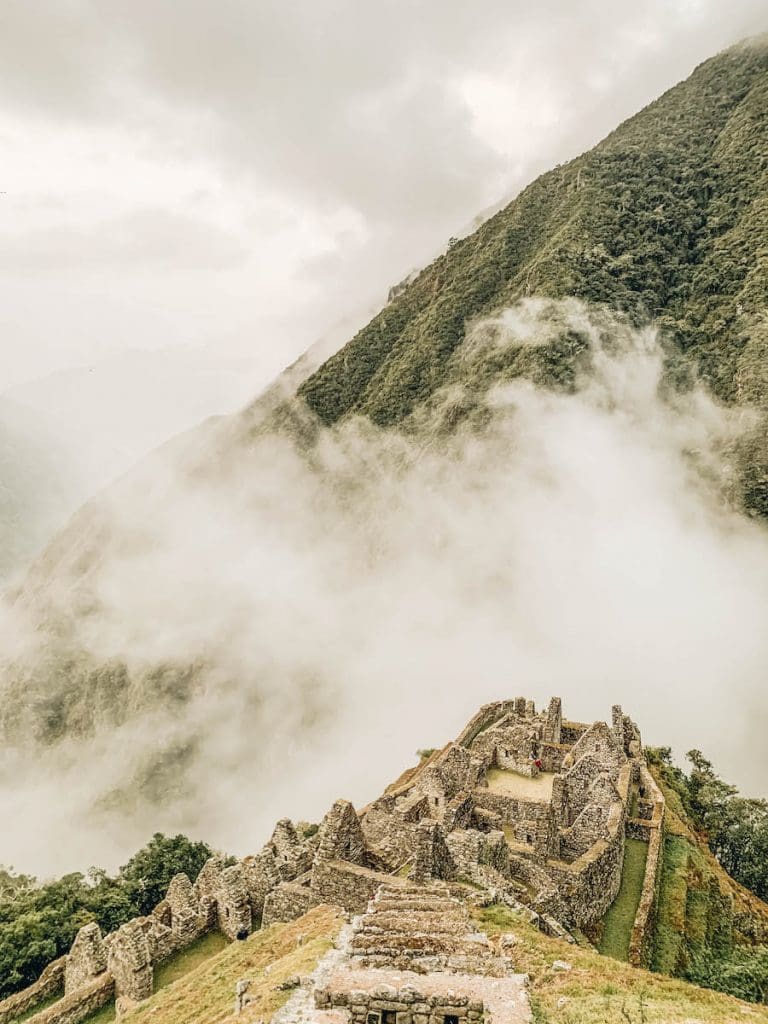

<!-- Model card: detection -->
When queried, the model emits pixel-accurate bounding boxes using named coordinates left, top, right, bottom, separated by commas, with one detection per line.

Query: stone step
left=368, top=897, right=460, bottom=914
left=351, top=933, right=466, bottom=955
left=357, top=912, right=469, bottom=934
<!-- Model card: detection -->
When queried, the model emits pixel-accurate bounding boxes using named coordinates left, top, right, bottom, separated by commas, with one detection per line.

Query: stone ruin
left=306, top=883, right=533, bottom=1024
left=0, top=698, right=665, bottom=1024
left=261, top=697, right=662, bottom=939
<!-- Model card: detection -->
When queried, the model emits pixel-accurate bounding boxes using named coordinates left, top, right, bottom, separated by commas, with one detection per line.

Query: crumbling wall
left=64, top=924, right=106, bottom=995
left=628, top=763, right=665, bottom=967
left=107, top=920, right=153, bottom=1002
left=412, top=822, right=454, bottom=882
left=562, top=722, right=625, bottom=777
left=267, top=819, right=314, bottom=880
left=455, top=701, right=517, bottom=747
left=261, top=881, right=313, bottom=926
left=361, top=799, right=417, bottom=868
left=242, top=849, right=281, bottom=919
left=560, top=803, right=610, bottom=859
left=446, top=829, right=509, bottom=884
left=472, top=789, right=548, bottom=826
left=472, top=721, right=541, bottom=776
left=22, top=977, right=113, bottom=1024
left=216, top=864, right=252, bottom=940
left=310, top=860, right=404, bottom=914
left=545, top=762, right=631, bottom=926
left=315, top=800, right=368, bottom=867
left=414, top=745, right=487, bottom=805
left=164, top=873, right=203, bottom=944
left=542, top=697, right=562, bottom=744
left=192, top=856, right=226, bottom=929
left=0, top=959, right=65, bottom=1024
left=559, top=721, right=589, bottom=745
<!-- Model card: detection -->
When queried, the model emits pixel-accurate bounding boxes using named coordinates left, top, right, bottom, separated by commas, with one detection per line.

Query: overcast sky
left=1, top=0, right=766, bottom=395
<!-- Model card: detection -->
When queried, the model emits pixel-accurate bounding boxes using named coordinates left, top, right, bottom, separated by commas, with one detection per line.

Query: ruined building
left=0, top=698, right=665, bottom=1024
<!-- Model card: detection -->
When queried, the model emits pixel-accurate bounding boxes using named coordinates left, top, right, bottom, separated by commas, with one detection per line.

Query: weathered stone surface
left=216, top=864, right=252, bottom=940
left=107, top=920, right=152, bottom=1002
left=0, top=959, right=65, bottom=1024
left=64, top=924, right=106, bottom=995
left=8, top=695, right=661, bottom=1023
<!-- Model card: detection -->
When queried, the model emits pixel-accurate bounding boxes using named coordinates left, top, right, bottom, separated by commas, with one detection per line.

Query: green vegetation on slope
left=153, top=931, right=229, bottom=993
left=475, top=903, right=768, bottom=1023
left=80, top=1002, right=116, bottom=1024
left=651, top=746, right=768, bottom=902
left=0, top=834, right=213, bottom=999
left=599, top=837, right=649, bottom=961
left=123, top=906, right=344, bottom=1024
left=645, top=751, right=768, bottom=1003
left=299, top=37, right=768, bottom=515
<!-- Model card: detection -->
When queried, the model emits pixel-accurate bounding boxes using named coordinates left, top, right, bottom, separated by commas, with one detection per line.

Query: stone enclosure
left=1, top=698, right=666, bottom=1024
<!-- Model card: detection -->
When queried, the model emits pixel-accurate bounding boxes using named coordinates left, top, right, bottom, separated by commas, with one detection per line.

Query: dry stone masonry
left=0, top=698, right=665, bottom=1024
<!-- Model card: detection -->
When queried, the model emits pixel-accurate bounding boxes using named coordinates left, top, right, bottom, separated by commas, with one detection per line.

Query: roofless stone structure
left=0, top=698, right=664, bottom=1024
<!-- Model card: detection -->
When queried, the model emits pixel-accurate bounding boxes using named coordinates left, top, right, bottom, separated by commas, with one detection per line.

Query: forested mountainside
left=300, top=37, right=768, bottom=514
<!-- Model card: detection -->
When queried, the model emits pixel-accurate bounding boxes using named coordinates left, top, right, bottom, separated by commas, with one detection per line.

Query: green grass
left=473, top=903, right=768, bottom=1023
left=598, top=838, right=649, bottom=961
left=81, top=1001, right=116, bottom=1024
left=153, top=931, right=229, bottom=992
left=652, top=834, right=699, bottom=975
left=124, top=906, right=344, bottom=1024
left=14, top=995, right=61, bottom=1023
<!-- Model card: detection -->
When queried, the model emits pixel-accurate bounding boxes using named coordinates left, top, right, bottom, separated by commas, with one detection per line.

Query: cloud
left=2, top=300, right=768, bottom=875
left=0, top=0, right=766, bottom=392
left=0, top=208, right=248, bottom=272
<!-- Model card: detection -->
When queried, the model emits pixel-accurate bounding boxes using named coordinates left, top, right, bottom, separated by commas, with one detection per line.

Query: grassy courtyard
left=486, top=768, right=555, bottom=802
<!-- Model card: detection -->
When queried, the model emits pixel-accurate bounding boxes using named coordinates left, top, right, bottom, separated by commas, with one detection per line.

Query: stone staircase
left=349, top=883, right=507, bottom=976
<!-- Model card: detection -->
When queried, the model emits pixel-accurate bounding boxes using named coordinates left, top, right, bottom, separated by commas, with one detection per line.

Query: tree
left=118, top=833, right=212, bottom=915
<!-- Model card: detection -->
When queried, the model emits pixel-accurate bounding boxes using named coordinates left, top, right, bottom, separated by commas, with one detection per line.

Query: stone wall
left=473, top=789, right=548, bottom=826
left=64, top=923, right=106, bottom=994
left=562, top=722, right=625, bottom=777
left=317, top=983, right=484, bottom=1023
left=310, top=860, right=405, bottom=914
left=0, top=959, right=65, bottom=1024
left=628, top=764, right=665, bottom=967
left=23, top=976, right=113, bottom=1024
left=216, top=864, right=252, bottom=940
left=455, top=701, right=517, bottom=747
left=362, top=801, right=419, bottom=868
left=539, top=742, right=568, bottom=773
left=545, top=762, right=631, bottom=927
left=262, top=881, right=313, bottom=926
left=315, top=800, right=369, bottom=867
left=107, top=921, right=152, bottom=1002
left=542, top=698, right=562, bottom=744
left=560, top=721, right=589, bottom=745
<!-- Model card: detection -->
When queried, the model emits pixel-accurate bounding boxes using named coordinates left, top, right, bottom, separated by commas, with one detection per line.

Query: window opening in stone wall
left=444, top=1016, right=460, bottom=1024
left=382, top=1012, right=397, bottom=1024
left=367, top=1015, right=381, bottom=1024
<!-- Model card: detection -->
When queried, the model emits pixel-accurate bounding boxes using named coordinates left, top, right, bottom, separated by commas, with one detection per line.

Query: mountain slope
left=299, top=37, right=768, bottom=510
left=3, top=37, right=768, bottom=874
left=102, top=903, right=768, bottom=1024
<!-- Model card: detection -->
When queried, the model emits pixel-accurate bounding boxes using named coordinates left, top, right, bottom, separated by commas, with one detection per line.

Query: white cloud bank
left=2, top=300, right=767, bottom=875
